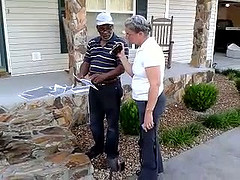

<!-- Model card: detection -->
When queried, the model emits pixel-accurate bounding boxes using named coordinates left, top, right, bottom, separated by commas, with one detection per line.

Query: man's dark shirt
left=84, top=33, right=129, bottom=76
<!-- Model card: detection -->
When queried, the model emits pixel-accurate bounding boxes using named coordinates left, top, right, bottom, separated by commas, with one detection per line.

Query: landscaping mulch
left=73, top=74, right=240, bottom=180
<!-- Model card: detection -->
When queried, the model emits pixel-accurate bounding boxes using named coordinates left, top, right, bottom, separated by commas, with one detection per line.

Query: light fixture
left=225, top=3, right=230, bottom=7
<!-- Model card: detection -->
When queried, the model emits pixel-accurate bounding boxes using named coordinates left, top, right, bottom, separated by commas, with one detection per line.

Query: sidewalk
left=163, top=127, right=240, bottom=180
left=213, top=53, right=240, bottom=70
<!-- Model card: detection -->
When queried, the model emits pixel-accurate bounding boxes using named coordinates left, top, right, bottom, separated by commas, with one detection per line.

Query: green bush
left=160, top=123, right=203, bottom=147
left=183, top=83, right=218, bottom=112
left=220, top=69, right=240, bottom=92
left=221, top=69, right=240, bottom=78
left=120, top=98, right=139, bottom=135
left=235, top=78, right=240, bottom=92
left=227, top=72, right=238, bottom=81
left=202, top=109, right=240, bottom=129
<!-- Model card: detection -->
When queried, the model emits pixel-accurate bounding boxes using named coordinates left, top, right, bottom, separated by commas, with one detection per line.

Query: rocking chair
left=150, top=16, right=174, bottom=69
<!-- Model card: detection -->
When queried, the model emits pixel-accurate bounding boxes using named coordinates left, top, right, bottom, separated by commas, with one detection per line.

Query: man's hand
left=90, top=74, right=107, bottom=84
left=77, top=73, right=83, bottom=79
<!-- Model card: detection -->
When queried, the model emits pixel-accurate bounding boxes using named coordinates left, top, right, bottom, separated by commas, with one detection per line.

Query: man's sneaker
left=107, top=157, right=125, bottom=172
left=85, top=147, right=103, bottom=159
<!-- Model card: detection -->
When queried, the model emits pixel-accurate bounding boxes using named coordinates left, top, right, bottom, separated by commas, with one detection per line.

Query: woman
left=118, top=15, right=166, bottom=180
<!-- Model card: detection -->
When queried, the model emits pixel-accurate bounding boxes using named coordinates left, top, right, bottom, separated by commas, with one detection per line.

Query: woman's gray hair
left=125, top=15, right=152, bottom=35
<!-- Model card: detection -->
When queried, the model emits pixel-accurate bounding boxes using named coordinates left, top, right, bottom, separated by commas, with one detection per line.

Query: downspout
left=165, top=0, right=169, bottom=18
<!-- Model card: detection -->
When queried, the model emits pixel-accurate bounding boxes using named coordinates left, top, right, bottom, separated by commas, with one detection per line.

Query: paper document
left=73, top=74, right=98, bottom=90
left=18, top=84, right=90, bottom=101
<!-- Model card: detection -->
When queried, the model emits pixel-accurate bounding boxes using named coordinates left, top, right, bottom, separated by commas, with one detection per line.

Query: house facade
left=0, top=0, right=218, bottom=76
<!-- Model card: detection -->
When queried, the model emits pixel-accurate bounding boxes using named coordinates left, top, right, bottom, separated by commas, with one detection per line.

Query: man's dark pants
left=88, top=81, right=123, bottom=159
left=135, top=93, right=166, bottom=180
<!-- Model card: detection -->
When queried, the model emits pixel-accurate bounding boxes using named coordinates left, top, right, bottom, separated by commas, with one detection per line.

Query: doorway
left=0, top=0, right=7, bottom=72
left=214, top=0, right=240, bottom=53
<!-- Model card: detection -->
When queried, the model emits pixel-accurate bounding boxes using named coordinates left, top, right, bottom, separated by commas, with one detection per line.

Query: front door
left=0, top=0, right=7, bottom=72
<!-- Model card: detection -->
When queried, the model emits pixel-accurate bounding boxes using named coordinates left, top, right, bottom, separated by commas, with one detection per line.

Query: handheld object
left=110, top=43, right=123, bottom=56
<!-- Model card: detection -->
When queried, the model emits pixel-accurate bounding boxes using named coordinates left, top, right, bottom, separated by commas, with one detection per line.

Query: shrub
left=220, top=69, right=240, bottom=92
left=183, top=83, right=218, bottom=112
left=120, top=98, right=139, bottom=135
left=202, top=109, right=240, bottom=129
left=227, top=72, right=238, bottom=81
left=221, top=69, right=240, bottom=78
left=235, top=78, right=240, bottom=92
left=160, top=123, right=203, bottom=147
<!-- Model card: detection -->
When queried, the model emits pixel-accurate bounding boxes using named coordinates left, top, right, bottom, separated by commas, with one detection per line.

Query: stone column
left=64, top=0, right=87, bottom=84
left=190, top=0, right=212, bottom=68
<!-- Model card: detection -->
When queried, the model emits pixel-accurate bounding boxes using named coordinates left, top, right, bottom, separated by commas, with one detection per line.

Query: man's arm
left=78, top=61, right=90, bottom=79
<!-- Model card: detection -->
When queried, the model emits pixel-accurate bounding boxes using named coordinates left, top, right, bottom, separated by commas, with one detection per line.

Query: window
left=58, top=0, right=136, bottom=53
left=86, top=0, right=135, bottom=40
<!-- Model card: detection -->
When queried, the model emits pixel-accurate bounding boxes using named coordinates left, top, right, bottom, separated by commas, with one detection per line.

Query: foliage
left=120, top=98, right=139, bottom=135
left=183, top=83, right=218, bottom=112
left=220, top=69, right=240, bottom=92
left=227, top=72, right=238, bottom=81
left=202, top=109, right=240, bottom=129
left=221, top=69, right=240, bottom=78
left=160, top=123, right=203, bottom=147
left=235, top=78, right=240, bottom=92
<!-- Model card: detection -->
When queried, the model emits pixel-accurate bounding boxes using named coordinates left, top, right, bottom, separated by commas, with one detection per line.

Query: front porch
left=0, top=62, right=214, bottom=109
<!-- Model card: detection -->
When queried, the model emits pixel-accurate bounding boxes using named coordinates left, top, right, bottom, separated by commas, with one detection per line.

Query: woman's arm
left=143, top=66, right=161, bottom=130
left=117, top=47, right=134, bottom=77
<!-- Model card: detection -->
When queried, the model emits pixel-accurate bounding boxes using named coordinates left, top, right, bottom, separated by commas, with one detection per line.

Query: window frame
left=58, top=0, right=138, bottom=53
left=86, top=0, right=136, bottom=14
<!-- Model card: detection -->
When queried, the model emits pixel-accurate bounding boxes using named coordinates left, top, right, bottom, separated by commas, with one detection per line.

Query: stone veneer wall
left=0, top=94, right=94, bottom=180
left=164, top=70, right=215, bottom=104
left=0, top=70, right=214, bottom=179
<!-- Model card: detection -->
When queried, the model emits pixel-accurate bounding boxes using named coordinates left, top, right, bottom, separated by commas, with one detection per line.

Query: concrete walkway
left=163, top=127, right=240, bottom=180
left=213, top=53, right=240, bottom=70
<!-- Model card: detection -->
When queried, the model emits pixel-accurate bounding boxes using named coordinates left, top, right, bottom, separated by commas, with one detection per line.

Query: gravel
left=73, top=74, right=240, bottom=180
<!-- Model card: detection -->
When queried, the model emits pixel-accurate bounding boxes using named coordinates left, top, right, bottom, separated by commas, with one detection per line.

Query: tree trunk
left=64, top=0, right=87, bottom=84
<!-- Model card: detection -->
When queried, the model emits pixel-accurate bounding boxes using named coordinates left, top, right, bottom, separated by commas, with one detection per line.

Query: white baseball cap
left=96, top=12, right=114, bottom=26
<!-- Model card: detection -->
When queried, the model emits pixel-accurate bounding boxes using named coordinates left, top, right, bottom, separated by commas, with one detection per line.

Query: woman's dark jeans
left=135, top=92, right=166, bottom=180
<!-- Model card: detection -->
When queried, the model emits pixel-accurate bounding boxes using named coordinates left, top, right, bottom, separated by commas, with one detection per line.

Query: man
left=78, top=12, right=129, bottom=168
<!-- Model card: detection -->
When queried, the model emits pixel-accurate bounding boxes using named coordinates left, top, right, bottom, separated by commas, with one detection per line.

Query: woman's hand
left=143, top=111, right=154, bottom=132
left=116, top=42, right=126, bottom=59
